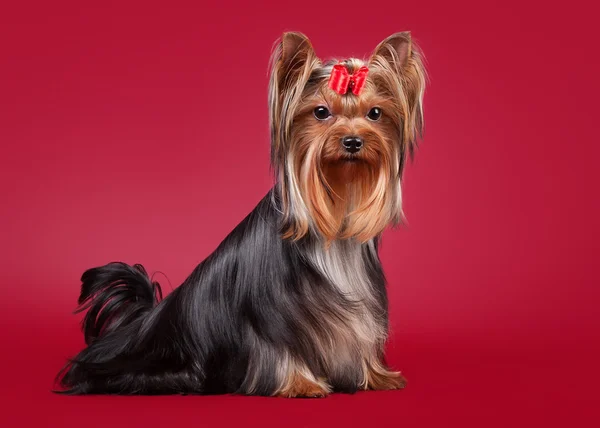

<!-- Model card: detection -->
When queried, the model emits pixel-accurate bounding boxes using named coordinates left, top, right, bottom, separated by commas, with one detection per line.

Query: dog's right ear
left=269, top=32, right=319, bottom=162
left=277, top=32, right=318, bottom=90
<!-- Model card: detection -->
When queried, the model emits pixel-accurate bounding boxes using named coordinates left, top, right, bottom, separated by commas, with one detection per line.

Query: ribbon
left=328, top=64, right=369, bottom=96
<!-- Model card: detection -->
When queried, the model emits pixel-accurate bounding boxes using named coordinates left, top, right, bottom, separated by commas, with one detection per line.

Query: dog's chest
left=306, top=240, right=385, bottom=348
left=308, top=241, right=374, bottom=300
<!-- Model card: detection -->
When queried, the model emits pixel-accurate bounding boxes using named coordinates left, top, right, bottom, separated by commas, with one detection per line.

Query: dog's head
left=269, top=32, right=426, bottom=242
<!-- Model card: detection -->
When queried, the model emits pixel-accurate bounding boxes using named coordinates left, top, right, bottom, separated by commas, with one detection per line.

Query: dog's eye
left=314, top=106, right=332, bottom=120
left=367, top=107, right=382, bottom=121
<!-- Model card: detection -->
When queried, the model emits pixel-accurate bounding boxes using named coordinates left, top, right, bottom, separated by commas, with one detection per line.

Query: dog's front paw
left=367, top=368, right=407, bottom=390
left=277, top=373, right=331, bottom=398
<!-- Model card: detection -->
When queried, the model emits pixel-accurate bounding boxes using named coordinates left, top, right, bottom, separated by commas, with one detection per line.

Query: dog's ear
left=268, top=32, right=319, bottom=162
left=277, top=32, right=317, bottom=88
left=370, top=32, right=413, bottom=69
left=369, top=32, right=426, bottom=161
left=281, top=33, right=314, bottom=70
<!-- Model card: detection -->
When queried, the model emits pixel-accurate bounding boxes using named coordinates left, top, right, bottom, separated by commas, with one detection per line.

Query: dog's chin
left=322, top=156, right=379, bottom=182
left=340, top=156, right=363, bottom=164
left=325, top=154, right=371, bottom=166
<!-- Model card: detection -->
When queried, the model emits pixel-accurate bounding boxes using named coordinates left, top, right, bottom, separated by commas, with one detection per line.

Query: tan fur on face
left=270, top=33, right=426, bottom=242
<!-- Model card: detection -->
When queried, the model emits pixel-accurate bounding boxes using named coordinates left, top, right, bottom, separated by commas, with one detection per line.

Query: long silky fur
left=56, top=191, right=387, bottom=395
left=76, top=263, right=162, bottom=345
left=56, top=31, right=425, bottom=396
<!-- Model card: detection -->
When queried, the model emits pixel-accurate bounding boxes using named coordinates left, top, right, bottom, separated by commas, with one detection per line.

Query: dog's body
left=57, top=32, right=426, bottom=397
left=60, top=190, right=390, bottom=396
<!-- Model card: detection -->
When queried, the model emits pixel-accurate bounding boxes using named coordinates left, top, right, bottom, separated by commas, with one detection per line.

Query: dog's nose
left=341, top=136, right=363, bottom=154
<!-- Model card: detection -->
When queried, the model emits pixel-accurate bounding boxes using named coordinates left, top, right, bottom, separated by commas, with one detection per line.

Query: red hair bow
left=328, top=64, right=369, bottom=96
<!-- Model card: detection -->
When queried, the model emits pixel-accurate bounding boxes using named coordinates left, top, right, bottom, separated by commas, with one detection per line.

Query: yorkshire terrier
left=56, top=31, right=426, bottom=397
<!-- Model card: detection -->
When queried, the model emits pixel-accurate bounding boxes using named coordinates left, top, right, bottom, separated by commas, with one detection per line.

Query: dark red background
left=1, top=1, right=598, bottom=426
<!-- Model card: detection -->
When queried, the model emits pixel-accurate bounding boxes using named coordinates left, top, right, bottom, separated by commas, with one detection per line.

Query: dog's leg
left=241, top=334, right=330, bottom=397
left=276, top=362, right=331, bottom=398
left=363, top=359, right=407, bottom=390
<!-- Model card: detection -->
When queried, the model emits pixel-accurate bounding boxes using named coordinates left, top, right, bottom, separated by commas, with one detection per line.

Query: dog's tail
left=76, top=262, right=163, bottom=344
left=55, top=262, right=173, bottom=394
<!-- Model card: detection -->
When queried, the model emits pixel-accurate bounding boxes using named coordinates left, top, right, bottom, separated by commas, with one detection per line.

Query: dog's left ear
left=369, top=32, right=426, bottom=159
left=370, top=32, right=413, bottom=69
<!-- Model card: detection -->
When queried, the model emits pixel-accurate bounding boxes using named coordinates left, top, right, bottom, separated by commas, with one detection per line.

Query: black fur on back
left=56, top=190, right=388, bottom=395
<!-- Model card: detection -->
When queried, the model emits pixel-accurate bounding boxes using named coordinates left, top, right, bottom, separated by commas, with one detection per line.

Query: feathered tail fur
left=76, top=263, right=162, bottom=344
left=55, top=262, right=201, bottom=394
